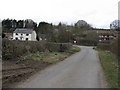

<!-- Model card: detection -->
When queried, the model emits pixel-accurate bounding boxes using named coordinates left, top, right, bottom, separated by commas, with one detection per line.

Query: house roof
left=13, top=28, right=33, bottom=34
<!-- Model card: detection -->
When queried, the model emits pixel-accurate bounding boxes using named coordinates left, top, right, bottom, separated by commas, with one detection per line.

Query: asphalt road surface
left=15, top=46, right=107, bottom=88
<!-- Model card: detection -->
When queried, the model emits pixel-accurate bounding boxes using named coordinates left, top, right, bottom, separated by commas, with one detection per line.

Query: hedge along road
left=15, top=46, right=108, bottom=88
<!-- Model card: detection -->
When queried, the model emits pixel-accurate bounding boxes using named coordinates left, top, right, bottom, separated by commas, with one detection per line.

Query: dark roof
left=13, top=28, right=33, bottom=34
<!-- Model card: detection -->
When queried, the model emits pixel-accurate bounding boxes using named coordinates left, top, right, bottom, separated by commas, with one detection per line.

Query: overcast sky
left=0, top=0, right=119, bottom=29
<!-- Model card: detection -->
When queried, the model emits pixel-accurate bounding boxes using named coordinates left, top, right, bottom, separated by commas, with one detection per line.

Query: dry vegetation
left=2, top=40, right=80, bottom=88
left=2, top=40, right=72, bottom=60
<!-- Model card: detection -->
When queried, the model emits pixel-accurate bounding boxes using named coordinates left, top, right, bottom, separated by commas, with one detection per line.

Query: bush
left=46, top=42, right=60, bottom=52
left=109, top=39, right=118, bottom=56
left=97, top=39, right=118, bottom=56
left=2, top=40, right=72, bottom=60
left=2, top=40, right=46, bottom=60
left=59, top=43, right=72, bottom=52
left=45, top=43, right=72, bottom=52
left=97, top=43, right=110, bottom=51
left=77, top=39, right=98, bottom=46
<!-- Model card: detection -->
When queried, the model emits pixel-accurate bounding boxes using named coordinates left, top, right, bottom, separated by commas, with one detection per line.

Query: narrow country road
left=15, top=46, right=107, bottom=88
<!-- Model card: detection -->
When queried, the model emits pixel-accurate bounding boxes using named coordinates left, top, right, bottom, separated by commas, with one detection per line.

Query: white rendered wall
left=13, top=33, right=32, bottom=41
left=31, top=31, right=37, bottom=41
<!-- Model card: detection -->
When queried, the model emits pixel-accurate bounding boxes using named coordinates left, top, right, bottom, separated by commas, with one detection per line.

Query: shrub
left=46, top=42, right=60, bottom=52
left=3, top=40, right=46, bottom=60
left=45, top=43, right=72, bottom=52
left=97, top=43, right=110, bottom=51
left=2, top=40, right=72, bottom=60
left=109, top=39, right=118, bottom=56
left=59, top=43, right=72, bottom=52
left=77, top=39, right=98, bottom=46
left=97, top=39, right=118, bottom=57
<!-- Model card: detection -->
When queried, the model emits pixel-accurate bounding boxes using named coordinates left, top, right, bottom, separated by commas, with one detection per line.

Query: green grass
left=68, top=46, right=81, bottom=54
left=24, top=53, right=45, bottom=61
left=23, top=47, right=81, bottom=64
left=23, top=52, right=69, bottom=64
left=72, top=46, right=81, bottom=52
left=97, top=49, right=118, bottom=88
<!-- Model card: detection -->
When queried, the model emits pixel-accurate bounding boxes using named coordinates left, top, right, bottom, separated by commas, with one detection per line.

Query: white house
left=13, top=28, right=37, bottom=41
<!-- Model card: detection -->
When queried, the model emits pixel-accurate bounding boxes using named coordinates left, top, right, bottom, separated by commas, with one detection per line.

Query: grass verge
left=97, top=49, right=118, bottom=88
left=24, top=46, right=81, bottom=64
left=67, top=46, right=81, bottom=54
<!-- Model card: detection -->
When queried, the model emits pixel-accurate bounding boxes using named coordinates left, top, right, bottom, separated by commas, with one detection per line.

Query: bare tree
left=110, top=20, right=120, bottom=30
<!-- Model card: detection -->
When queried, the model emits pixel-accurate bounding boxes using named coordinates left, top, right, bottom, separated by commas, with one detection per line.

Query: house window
left=26, top=34, right=29, bottom=36
left=106, top=38, right=109, bottom=40
left=26, top=38, right=28, bottom=40
left=16, top=33, right=18, bottom=35
left=21, top=34, right=23, bottom=35
left=15, top=37, right=18, bottom=40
